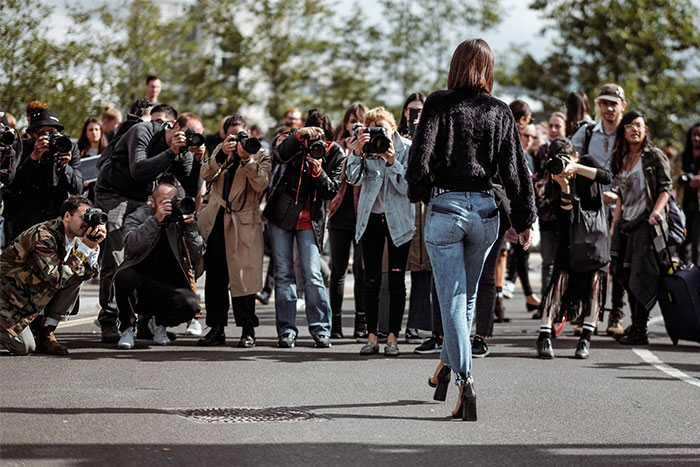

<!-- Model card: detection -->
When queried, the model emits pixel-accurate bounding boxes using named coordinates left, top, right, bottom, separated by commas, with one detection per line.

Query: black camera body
left=545, top=153, right=567, bottom=175
left=407, top=108, right=420, bottom=136
left=232, top=131, right=262, bottom=155
left=165, top=196, right=196, bottom=224
left=83, top=208, right=108, bottom=241
left=679, top=173, right=694, bottom=184
left=353, top=124, right=390, bottom=156
left=40, top=130, right=72, bottom=161
left=0, top=126, right=17, bottom=149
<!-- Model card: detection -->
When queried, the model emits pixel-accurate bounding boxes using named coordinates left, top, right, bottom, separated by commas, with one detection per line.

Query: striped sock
left=581, top=322, right=596, bottom=341
left=538, top=324, right=552, bottom=340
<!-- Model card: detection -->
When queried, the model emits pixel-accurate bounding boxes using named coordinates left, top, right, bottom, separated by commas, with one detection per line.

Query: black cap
left=27, top=109, right=64, bottom=132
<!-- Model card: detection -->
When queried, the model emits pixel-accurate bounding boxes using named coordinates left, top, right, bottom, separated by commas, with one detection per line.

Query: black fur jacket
left=406, top=87, right=537, bottom=233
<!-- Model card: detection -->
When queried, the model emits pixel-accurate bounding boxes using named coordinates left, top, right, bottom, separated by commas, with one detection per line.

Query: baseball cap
left=594, top=84, right=626, bottom=104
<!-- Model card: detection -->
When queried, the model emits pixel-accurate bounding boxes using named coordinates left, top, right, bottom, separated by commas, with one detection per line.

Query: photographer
left=94, top=105, right=202, bottom=343
left=5, top=109, right=83, bottom=243
left=535, top=138, right=612, bottom=360
left=677, top=123, right=700, bottom=265
left=346, top=107, right=415, bottom=357
left=0, top=196, right=105, bottom=355
left=197, top=114, right=271, bottom=348
left=263, top=109, right=343, bottom=349
left=114, top=183, right=204, bottom=349
left=0, top=109, right=22, bottom=246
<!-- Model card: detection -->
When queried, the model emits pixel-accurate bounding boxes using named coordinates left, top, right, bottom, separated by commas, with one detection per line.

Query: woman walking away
left=406, top=38, right=536, bottom=421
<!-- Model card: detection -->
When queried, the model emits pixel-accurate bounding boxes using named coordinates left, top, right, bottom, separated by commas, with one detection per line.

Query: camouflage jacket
left=0, top=218, right=98, bottom=336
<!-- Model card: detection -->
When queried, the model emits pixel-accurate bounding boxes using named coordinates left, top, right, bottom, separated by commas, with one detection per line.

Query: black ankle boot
left=197, top=325, right=226, bottom=346
left=619, top=326, right=648, bottom=345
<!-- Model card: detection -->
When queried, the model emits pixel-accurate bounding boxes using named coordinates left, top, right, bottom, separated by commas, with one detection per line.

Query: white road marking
left=633, top=348, right=700, bottom=389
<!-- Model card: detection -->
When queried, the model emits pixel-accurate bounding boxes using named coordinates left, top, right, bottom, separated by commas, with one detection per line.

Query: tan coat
left=198, top=144, right=271, bottom=297
left=407, top=203, right=431, bottom=272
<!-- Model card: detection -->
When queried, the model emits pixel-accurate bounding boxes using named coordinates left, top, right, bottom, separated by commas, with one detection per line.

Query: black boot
left=331, top=312, right=344, bottom=339
left=619, top=326, right=648, bottom=345
left=353, top=311, right=368, bottom=341
left=197, top=324, right=226, bottom=346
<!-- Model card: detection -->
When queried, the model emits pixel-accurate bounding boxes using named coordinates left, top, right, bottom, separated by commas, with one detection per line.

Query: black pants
left=407, top=271, right=435, bottom=331
left=115, top=268, right=199, bottom=332
left=474, top=224, right=507, bottom=337
left=508, top=241, right=533, bottom=296
left=328, top=228, right=365, bottom=332
left=361, top=213, right=410, bottom=336
left=204, top=213, right=259, bottom=332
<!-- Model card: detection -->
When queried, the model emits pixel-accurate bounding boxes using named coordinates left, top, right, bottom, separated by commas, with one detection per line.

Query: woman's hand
left=351, top=129, right=370, bottom=156
left=306, top=155, right=323, bottom=176
left=380, top=139, right=395, bottom=166
left=562, top=156, right=578, bottom=175
left=551, top=172, right=570, bottom=188
left=297, top=127, right=325, bottom=140
left=518, top=228, right=533, bottom=251
left=648, top=210, right=663, bottom=226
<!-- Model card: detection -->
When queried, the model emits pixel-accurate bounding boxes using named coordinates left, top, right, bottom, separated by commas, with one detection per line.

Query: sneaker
left=296, top=298, right=306, bottom=312
left=118, top=328, right=135, bottom=350
left=186, top=319, right=203, bottom=336
left=606, top=311, right=625, bottom=337
left=278, top=333, right=296, bottom=348
left=384, top=341, right=400, bottom=357
left=359, top=341, right=379, bottom=355
left=504, top=280, right=515, bottom=294
left=331, top=330, right=344, bottom=339
left=314, top=336, right=332, bottom=348
left=574, top=339, right=590, bottom=359
left=101, top=325, right=121, bottom=344
left=377, top=331, right=388, bottom=343
left=414, top=336, right=443, bottom=354
left=405, top=328, right=423, bottom=344
left=471, top=335, right=490, bottom=358
left=237, top=335, right=256, bottom=348
left=153, top=324, right=171, bottom=346
left=537, top=336, right=554, bottom=359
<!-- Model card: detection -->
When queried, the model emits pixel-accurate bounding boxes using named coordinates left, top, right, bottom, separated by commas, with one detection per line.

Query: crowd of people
left=1, top=40, right=698, bottom=421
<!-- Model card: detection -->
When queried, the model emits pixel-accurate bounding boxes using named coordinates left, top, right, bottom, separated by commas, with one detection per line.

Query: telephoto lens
left=83, top=208, right=108, bottom=241
left=363, top=127, right=390, bottom=155
left=308, top=139, right=326, bottom=159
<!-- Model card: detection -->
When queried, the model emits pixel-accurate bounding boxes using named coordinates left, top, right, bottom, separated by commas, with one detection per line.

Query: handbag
left=262, top=187, right=303, bottom=231
left=568, top=184, right=611, bottom=272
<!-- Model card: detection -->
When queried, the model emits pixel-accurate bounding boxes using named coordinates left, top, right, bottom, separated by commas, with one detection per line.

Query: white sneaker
left=504, top=280, right=515, bottom=293
left=153, top=324, right=171, bottom=345
left=186, top=319, right=203, bottom=336
left=118, top=328, right=135, bottom=350
left=296, top=298, right=306, bottom=312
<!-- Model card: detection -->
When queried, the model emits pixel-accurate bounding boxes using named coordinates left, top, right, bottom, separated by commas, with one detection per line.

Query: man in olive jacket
left=114, top=183, right=205, bottom=349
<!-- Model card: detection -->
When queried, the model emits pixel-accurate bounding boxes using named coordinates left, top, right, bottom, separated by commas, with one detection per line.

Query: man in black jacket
left=94, top=105, right=204, bottom=342
left=114, top=183, right=204, bottom=349
left=4, top=109, right=83, bottom=243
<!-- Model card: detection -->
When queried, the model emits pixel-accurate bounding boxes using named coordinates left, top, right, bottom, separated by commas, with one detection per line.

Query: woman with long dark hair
left=610, top=111, right=672, bottom=345
left=565, top=91, right=593, bottom=138
left=397, top=93, right=426, bottom=139
left=406, top=38, right=536, bottom=421
left=677, top=122, right=700, bottom=265
left=78, top=117, right=108, bottom=157
left=328, top=103, right=368, bottom=340
left=536, top=137, right=612, bottom=359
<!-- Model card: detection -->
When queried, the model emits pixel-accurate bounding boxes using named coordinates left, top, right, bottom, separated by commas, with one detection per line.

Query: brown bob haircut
left=447, top=38, right=494, bottom=93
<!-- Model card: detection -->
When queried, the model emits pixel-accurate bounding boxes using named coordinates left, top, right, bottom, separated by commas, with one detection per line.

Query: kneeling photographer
left=114, top=183, right=205, bottom=349
left=197, top=114, right=271, bottom=348
left=263, top=109, right=343, bottom=349
left=0, top=196, right=105, bottom=356
left=346, top=107, right=415, bottom=357
left=5, top=109, right=83, bottom=243
left=536, top=137, right=612, bottom=360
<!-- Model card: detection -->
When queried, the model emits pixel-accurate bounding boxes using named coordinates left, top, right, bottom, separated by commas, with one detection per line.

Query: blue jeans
left=425, top=191, right=499, bottom=385
left=268, top=223, right=332, bottom=339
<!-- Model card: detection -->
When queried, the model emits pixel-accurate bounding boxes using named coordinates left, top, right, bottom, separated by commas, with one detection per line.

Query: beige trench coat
left=198, top=144, right=271, bottom=297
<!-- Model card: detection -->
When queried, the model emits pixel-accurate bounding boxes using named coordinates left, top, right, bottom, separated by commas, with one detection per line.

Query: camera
left=362, top=127, right=391, bottom=156
left=83, top=208, right=108, bottom=241
left=408, top=108, right=420, bottom=136
left=231, top=131, right=261, bottom=155
left=184, top=128, right=205, bottom=150
left=545, top=153, right=567, bottom=175
left=39, top=130, right=72, bottom=161
left=0, top=126, right=17, bottom=149
left=165, top=196, right=196, bottom=224
left=303, top=135, right=326, bottom=160
left=679, top=173, right=694, bottom=184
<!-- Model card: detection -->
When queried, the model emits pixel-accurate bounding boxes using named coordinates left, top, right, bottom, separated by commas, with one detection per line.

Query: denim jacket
left=346, top=133, right=415, bottom=246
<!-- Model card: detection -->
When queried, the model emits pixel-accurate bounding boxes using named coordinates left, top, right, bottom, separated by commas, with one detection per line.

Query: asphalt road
left=2, top=264, right=700, bottom=466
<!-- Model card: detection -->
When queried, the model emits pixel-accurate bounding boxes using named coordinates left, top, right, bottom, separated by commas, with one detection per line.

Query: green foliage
left=1, top=0, right=504, bottom=135
left=500, top=0, right=700, bottom=145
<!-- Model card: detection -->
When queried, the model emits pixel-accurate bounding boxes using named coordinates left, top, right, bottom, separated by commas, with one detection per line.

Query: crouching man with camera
left=0, top=196, right=106, bottom=355
left=114, top=183, right=205, bottom=349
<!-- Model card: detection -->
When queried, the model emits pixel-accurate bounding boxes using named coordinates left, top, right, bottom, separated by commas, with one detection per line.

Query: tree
left=499, top=0, right=700, bottom=144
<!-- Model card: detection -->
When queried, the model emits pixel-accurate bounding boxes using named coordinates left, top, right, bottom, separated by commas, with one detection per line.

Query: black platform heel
left=452, top=375, right=477, bottom=421
left=430, top=364, right=451, bottom=401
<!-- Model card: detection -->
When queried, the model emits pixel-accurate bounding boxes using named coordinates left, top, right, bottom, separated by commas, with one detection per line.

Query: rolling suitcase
left=655, top=224, right=700, bottom=345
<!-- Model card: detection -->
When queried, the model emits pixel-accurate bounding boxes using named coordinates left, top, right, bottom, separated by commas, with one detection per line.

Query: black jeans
left=328, top=228, right=365, bottom=332
left=407, top=271, right=435, bottom=331
left=361, top=213, right=410, bottom=336
left=474, top=224, right=507, bottom=337
left=204, top=213, right=259, bottom=331
left=115, top=268, right=199, bottom=332
left=508, top=241, right=533, bottom=296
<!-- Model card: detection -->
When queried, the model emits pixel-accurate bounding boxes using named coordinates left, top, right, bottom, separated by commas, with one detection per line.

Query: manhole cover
left=179, top=407, right=326, bottom=424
